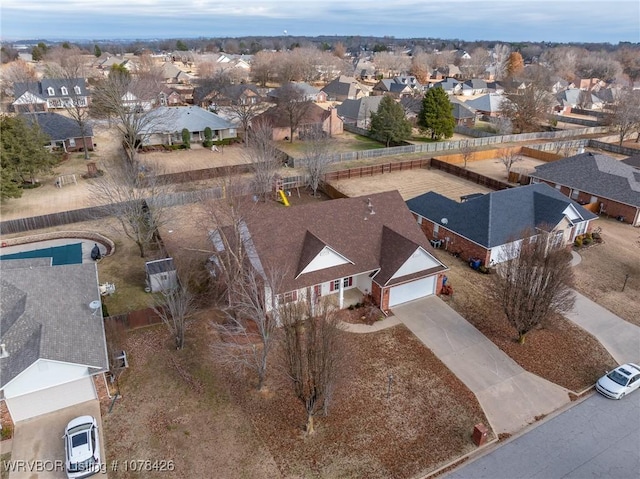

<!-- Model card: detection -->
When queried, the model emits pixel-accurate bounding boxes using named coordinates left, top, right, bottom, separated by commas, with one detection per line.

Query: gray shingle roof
left=531, top=153, right=640, bottom=207
left=21, top=112, right=94, bottom=142
left=145, top=258, right=175, bottom=275
left=14, top=78, right=88, bottom=100
left=336, top=96, right=384, bottom=123
left=406, top=183, right=597, bottom=248
left=0, top=263, right=108, bottom=388
left=141, top=106, right=235, bottom=134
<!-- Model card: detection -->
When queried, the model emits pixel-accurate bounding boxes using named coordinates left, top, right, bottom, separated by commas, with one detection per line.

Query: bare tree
left=489, top=229, right=575, bottom=344
left=497, top=148, right=522, bottom=178
left=89, top=160, right=173, bottom=257
left=608, top=89, right=640, bottom=145
left=499, top=65, right=555, bottom=133
left=279, top=298, right=344, bottom=434
left=42, top=47, right=94, bottom=159
left=459, top=140, right=477, bottom=169
left=151, top=280, right=196, bottom=350
left=276, top=83, right=313, bottom=143
left=493, top=44, right=511, bottom=81
left=90, top=71, right=165, bottom=163
left=207, top=187, right=282, bottom=390
left=243, top=119, right=282, bottom=200
left=301, top=125, right=335, bottom=197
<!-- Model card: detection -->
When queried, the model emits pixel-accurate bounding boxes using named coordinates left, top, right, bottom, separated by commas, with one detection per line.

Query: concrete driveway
left=392, top=296, right=570, bottom=435
left=8, top=400, right=105, bottom=479
left=565, top=290, right=640, bottom=365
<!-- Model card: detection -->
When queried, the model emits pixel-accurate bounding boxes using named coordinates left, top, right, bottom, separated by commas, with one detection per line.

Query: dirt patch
left=104, top=316, right=491, bottom=479
left=572, top=217, right=640, bottom=326
left=431, top=249, right=617, bottom=393
left=139, top=143, right=249, bottom=174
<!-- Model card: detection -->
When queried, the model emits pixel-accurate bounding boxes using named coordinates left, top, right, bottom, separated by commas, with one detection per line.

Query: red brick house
left=209, top=191, right=448, bottom=314
left=530, top=152, right=640, bottom=226
left=254, top=103, right=343, bottom=141
left=407, top=183, right=597, bottom=267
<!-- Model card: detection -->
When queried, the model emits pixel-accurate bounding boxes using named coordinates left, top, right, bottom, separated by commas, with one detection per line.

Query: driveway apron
left=8, top=400, right=105, bottom=479
left=392, top=296, right=570, bottom=435
left=565, top=290, right=640, bottom=365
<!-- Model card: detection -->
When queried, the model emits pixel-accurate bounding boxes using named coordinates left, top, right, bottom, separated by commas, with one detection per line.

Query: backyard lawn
left=276, top=131, right=385, bottom=158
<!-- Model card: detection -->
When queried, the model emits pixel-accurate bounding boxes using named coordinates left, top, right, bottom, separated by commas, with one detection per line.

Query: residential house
left=160, top=62, right=194, bottom=84
left=336, top=96, right=384, bottom=128
left=371, top=79, right=413, bottom=98
left=555, top=88, right=604, bottom=113
left=254, top=103, right=343, bottom=141
left=158, top=86, right=185, bottom=106
left=0, top=261, right=109, bottom=426
left=407, top=183, right=597, bottom=267
left=530, top=152, right=640, bottom=226
left=21, top=112, right=94, bottom=153
left=12, top=79, right=89, bottom=112
left=322, top=75, right=368, bottom=101
left=139, top=106, right=237, bottom=146
left=209, top=191, right=448, bottom=313
left=464, top=93, right=505, bottom=117
left=431, top=78, right=461, bottom=95
left=193, top=83, right=264, bottom=110
left=450, top=98, right=476, bottom=127
left=460, top=79, right=488, bottom=96
left=267, top=82, right=328, bottom=103
left=354, top=58, right=377, bottom=82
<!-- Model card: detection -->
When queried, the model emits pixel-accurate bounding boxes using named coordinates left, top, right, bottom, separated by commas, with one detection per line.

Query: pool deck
left=0, top=238, right=109, bottom=264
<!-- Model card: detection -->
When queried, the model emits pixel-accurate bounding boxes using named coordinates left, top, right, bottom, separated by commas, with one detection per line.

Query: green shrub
left=181, top=128, right=191, bottom=149
left=582, top=237, right=593, bottom=245
left=204, top=126, right=213, bottom=142
left=574, top=237, right=583, bottom=247
left=1, top=424, right=13, bottom=440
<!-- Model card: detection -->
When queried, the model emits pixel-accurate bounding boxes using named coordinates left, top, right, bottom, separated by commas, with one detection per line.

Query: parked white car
left=595, top=363, right=640, bottom=400
left=63, top=415, right=101, bottom=478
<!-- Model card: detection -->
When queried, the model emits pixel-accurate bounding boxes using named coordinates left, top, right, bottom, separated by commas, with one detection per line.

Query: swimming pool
left=0, top=242, right=83, bottom=265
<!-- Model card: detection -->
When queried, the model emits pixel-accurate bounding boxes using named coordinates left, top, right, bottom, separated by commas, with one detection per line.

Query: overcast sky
left=2, top=0, right=639, bottom=43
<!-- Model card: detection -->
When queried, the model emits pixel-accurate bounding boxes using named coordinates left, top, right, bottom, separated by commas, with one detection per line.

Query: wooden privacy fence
left=323, top=158, right=430, bottom=182
left=430, top=159, right=513, bottom=191
left=105, top=307, right=163, bottom=330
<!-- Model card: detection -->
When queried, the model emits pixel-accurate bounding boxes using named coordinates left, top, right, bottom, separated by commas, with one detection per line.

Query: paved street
left=445, top=392, right=640, bottom=479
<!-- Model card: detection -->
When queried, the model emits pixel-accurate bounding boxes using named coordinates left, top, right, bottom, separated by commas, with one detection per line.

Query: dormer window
left=61, top=86, right=68, bottom=95
left=47, top=87, right=55, bottom=96
left=74, top=85, right=81, bottom=95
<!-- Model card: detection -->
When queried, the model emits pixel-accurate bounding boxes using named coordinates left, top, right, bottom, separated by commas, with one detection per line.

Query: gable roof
left=21, top=112, right=94, bottom=141
left=0, top=262, right=108, bottom=389
left=14, top=78, right=88, bottom=100
left=256, top=103, right=329, bottom=128
left=450, top=99, right=476, bottom=120
left=236, top=191, right=446, bottom=294
left=406, top=183, right=597, bottom=248
left=464, top=93, right=504, bottom=113
left=141, top=106, right=235, bottom=134
left=336, top=96, right=384, bottom=122
left=531, top=152, right=640, bottom=208
left=321, top=75, right=364, bottom=98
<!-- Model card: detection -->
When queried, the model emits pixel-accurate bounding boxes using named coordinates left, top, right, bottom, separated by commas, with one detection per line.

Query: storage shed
left=145, top=258, right=178, bottom=293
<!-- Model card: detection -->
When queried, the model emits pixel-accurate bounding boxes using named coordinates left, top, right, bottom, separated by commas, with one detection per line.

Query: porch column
left=339, top=279, right=344, bottom=309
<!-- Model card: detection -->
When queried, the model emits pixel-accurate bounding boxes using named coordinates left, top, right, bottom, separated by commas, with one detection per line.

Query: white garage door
left=389, top=276, right=436, bottom=307
left=6, top=376, right=97, bottom=422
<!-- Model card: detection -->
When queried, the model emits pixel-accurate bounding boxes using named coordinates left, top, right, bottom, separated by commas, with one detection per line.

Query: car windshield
left=607, top=370, right=629, bottom=386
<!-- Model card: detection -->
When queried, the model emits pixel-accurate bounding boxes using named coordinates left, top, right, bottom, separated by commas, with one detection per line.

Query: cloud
left=2, top=0, right=638, bottom=42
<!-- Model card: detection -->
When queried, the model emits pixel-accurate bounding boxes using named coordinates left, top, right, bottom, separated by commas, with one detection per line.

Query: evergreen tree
left=368, top=95, right=412, bottom=147
left=418, top=87, right=455, bottom=140
left=94, top=44, right=102, bottom=58
left=1, top=116, right=57, bottom=198
left=176, top=40, right=189, bottom=51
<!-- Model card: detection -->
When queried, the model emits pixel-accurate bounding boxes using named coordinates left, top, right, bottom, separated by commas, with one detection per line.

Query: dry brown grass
left=103, top=315, right=491, bottom=479
left=430, top=249, right=617, bottom=393
left=572, top=217, right=640, bottom=326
